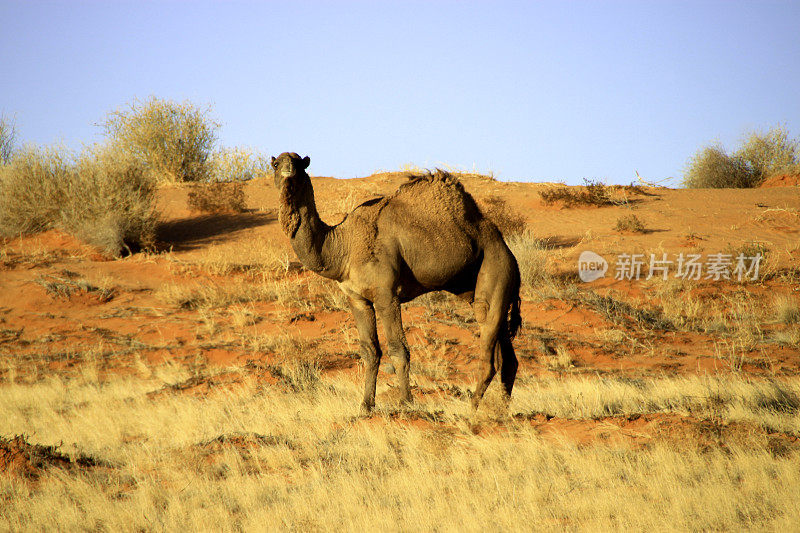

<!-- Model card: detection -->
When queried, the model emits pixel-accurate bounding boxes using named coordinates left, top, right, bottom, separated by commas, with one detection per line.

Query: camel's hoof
left=359, top=403, right=375, bottom=417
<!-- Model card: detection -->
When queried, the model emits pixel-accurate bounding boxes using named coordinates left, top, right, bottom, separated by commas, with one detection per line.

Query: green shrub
left=101, top=96, right=219, bottom=183
left=0, top=144, right=158, bottom=256
left=683, top=126, right=799, bottom=188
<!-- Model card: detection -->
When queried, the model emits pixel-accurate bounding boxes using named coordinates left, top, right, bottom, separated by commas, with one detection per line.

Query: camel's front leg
left=347, top=295, right=382, bottom=414
left=376, top=296, right=413, bottom=405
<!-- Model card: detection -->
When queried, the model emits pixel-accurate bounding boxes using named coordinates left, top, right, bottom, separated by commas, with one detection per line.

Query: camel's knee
left=386, top=340, right=408, bottom=358
left=473, top=299, right=489, bottom=324
left=359, top=341, right=381, bottom=367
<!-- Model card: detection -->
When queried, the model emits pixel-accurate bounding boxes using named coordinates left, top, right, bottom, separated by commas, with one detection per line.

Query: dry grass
left=774, top=295, right=799, bottom=325
left=545, top=345, right=575, bottom=371
left=154, top=278, right=301, bottom=309
left=539, top=180, right=618, bottom=207
left=191, top=238, right=291, bottom=278
left=506, top=230, right=553, bottom=297
left=0, top=369, right=798, bottom=530
left=35, top=272, right=115, bottom=302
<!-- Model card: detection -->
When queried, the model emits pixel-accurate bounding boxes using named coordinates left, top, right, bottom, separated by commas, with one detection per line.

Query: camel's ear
left=271, top=156, right=278, bottom=170
left=301, top=156, right=310, bottom=169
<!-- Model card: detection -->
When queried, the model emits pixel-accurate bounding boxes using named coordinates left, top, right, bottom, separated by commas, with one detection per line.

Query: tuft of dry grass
left=774, top=295, right=800, bottom=325
left=539, top=179, right=616, bottom=207
left=35, top=272, right=115, bottom=302
left=546, top=345, right=575, bottom=371
left=614, top=213, right=647, bottom=233
left=506, top=230, right=551, bottom=295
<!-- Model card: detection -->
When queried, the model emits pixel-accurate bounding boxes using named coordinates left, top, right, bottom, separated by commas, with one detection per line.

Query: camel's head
left=271, top=152, right=310, bottom=190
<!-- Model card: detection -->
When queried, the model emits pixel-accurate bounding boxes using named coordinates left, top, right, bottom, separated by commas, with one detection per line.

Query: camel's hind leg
left=471, top=251, right=519, bottom=411
left=471, top=314, right=499, bottom=411
left=497, top=335, right=518, bottom=398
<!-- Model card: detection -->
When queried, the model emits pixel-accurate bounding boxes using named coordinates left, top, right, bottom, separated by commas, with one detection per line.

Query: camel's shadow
left=156, top=209, right=276, bottom=251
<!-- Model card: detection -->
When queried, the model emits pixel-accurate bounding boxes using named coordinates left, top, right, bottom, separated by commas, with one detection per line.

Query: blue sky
left=2, top=1, right=799, bottom=184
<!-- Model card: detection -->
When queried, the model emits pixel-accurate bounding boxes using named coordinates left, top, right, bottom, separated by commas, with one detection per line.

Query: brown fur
left=271, top=153, right=521, bottom=413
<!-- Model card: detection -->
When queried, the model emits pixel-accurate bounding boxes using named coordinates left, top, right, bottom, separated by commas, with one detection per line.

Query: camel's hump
left=399, top=169, right=465, bottom=193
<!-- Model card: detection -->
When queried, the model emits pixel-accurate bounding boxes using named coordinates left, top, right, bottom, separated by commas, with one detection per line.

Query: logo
left=578, top=250, right=608, bottom=282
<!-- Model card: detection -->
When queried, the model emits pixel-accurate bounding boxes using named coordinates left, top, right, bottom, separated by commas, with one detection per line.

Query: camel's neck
left=279, top=176, right=346, bottom=281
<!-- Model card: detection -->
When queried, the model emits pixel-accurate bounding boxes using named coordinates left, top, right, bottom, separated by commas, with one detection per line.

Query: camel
left=271, top=152, right=521, bottom=413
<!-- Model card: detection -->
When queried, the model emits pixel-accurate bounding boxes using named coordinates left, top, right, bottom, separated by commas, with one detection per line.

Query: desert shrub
left=683, top=145, right=759, bottom=188
left=539, top=179, right=614, bottom=207
left=479, top=195, right=526, bottom=236
left=0, top=144, right=158, bottom=255
left=0, top=146, right=74, bottom=235
left=737, top=126, right=799, bottom=179
left=65, top=145, right=159, bottom=254
left=684, top=126, right=799, bottom=188
left=101, top=96, right=219, bottom=183
left=614, top=214, right=646, bottom=233
left=0, top=114, right=17, bottom=165
left=209, top=147, right=271, bottom=182
left=187, top=181, right=246, bottom=213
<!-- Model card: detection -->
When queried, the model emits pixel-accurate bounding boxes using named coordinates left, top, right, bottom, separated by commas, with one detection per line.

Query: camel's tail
left=508, top=296, right=521, bottom=340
